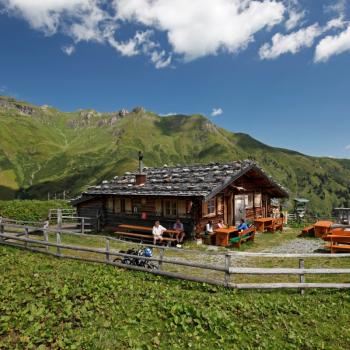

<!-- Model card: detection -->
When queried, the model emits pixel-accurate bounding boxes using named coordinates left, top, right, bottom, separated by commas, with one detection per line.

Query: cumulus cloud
left=345, top=144, right=350, bottom=151
left=285, top=9, right=305, bottom=31
left=2, top=0, right=350, bottom=66
left=211, top=108, right=223, bottom=117
left=115, top=0, right=285, bottom=61
left=314, top=25, right=350, bottom=62
left=259, top=18, right=345, bottom=60
left=62, top=45, right=75, bottom=55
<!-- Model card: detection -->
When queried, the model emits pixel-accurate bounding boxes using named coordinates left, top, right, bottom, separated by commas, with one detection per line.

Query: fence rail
left=1, top=222, right=350, bottom=292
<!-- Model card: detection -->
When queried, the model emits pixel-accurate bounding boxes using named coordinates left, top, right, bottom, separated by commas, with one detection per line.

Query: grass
left=1, top=244, right=350, bottom=349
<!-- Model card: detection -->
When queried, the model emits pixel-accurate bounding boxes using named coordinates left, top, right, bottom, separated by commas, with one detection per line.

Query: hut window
left=207, top=198, right=216, bottom=215
left=244, top=193, right=254, bottom=208
left=164, top=200, right=177, bottom=216
left=254, top=193, right=262, bottom=207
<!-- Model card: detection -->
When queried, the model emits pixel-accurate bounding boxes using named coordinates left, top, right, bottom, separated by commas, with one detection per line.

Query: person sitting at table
left=217, top=219, right=227, bottom=229
left=205, top=220, right=214, bottom=235
left=237, top=218, right=248, bottom=231
left=173, top=218, right=185, bottom=245
left=152, top=220, right=167, bottom=245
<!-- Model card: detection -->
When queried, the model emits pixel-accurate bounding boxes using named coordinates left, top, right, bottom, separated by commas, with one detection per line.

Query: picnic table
left=214, top=226, right=238, bottom=247
left=314, top=221, right=333, bottom=238
left=117, top=224, right=181, bottom=237
left=254, top=217, right=274, bottom=232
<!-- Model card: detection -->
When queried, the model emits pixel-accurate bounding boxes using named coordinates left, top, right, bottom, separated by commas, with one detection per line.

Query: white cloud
left=260, top=18, right=345, bottom=60
left=314, top=25, right=350, bottom=62
left=345, top=145, right=350, bottom=151
left=1, top=0, right=92, bottom=34
left=150, top=50, right=171, bottom=69
left=285, top=9, right=305, bottom=31
left=115, top=0, right=285, bottom=61
left=3, top=0, right=350, bottom=66
left=211, top=108, right=223, bottom=117
left=0, top=85, right=7, bottom=93
left=62, top=45, right=75, bottom=55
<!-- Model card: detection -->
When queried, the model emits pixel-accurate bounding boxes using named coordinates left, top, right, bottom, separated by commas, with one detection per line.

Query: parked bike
left=115, top=247, right=158, bottom=270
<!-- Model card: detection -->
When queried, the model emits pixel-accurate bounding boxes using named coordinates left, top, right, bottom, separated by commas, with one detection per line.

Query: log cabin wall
left=101, top=195, right=195, bottom=234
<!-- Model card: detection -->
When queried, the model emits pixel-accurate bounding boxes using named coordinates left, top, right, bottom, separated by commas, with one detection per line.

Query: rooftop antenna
left=138, top=151, right=144, bottom=173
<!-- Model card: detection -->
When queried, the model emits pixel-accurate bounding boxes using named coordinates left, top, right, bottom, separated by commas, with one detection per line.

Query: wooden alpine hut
left=73, top=154, right=288, bottom=236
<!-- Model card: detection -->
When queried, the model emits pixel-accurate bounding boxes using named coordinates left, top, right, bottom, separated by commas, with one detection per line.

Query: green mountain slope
left=1, top=95, right=349, bottom=214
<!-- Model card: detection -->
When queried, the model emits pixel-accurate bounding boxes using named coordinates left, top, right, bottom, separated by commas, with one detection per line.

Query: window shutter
left=155, top=199, right=162, bottom=215
left=107, top=197, right=114, bottom=211
left=178, top=200, right=186, bottom=216
left=114, top=198, right=121, bottom=213
left=217, top=196, right=223, bottom=214
left=125, top=198, right=132, bottom=212
left=202, top=201, right=208, bottom=216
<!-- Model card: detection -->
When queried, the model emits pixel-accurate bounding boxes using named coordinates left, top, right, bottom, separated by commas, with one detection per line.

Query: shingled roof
left=81, top=160, right=288, bottom=201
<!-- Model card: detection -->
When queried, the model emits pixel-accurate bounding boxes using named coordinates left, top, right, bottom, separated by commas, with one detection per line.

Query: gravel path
left=262, top=238, right=324, bottom=254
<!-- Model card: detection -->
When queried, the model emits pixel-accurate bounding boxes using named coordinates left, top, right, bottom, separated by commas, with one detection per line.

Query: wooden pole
left=57, top=209, right=62, bottom=230
left=159, top=247, right=165, bottom=270
left=225, top=253, right=231, bottom=287
left=299, top=259, right=305, bottom=295
left=56, top=232, right=61, bottom=257
left=81, top=217, right=85, bottom=234
left=44, top=230, right=49, bottom=253
left=24, top=227, right=29, bottom=249
left=105, top=238, right=110, bottom=262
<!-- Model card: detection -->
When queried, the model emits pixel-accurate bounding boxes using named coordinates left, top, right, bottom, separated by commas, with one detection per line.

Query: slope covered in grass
left=1, top=95, right=350, bottom=214
left=0, top=245, right=350, bottom=349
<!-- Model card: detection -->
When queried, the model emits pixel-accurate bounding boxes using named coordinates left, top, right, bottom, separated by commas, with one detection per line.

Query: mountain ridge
left=0, top=95, right=349, bottom=215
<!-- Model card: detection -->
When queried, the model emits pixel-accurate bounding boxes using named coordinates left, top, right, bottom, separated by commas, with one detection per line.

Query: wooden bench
left=323, top=235, right=350, bottom=244
left=266, top=218, right=283, bottom=233
left=301, top=225, right=315, bottom=237
left=229, top=226, right=256, bottom=248
left=116, top=231, right=177, bottom=246
left=326, top=244, right=350, bottom=253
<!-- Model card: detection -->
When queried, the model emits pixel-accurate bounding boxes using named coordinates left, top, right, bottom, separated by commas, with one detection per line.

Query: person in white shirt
left=205, top=220, right=214, bottom=235
left=152, top=220, right=167, bottom=245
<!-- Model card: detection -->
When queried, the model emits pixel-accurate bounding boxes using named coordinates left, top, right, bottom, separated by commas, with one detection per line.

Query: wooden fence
left=1, top=222, right=350, bottom=292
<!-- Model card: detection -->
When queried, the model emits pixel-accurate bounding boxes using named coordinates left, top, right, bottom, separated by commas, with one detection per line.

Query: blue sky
left=0, top=0, right=350, bottom=158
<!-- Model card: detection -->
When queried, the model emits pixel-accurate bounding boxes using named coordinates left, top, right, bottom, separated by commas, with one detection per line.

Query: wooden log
left=56, top=232, right=61, bottom=257
left=159, top=248, right=165, bottom=270
left=229, top=283, right=350, bottom=289
left=105, top=238, right=110, bottom=262
left=299, top=259, right=305, bottom=295
left=24, top=227, right=29, bottom=249
left=225, top=253, right=231, bottom=287
left=229, top=267, right=350, bottom=274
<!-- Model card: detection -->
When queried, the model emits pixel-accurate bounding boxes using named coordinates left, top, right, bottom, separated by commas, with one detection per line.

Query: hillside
left=1, top=95, right=350, bottom=214
left=1, top=245, right=350, bottom=349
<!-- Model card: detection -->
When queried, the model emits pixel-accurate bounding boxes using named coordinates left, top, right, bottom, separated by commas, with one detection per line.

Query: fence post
left=57, top=209, right=62, bottom=231
left=225, top=253, right=231, bottom=287
left=0, top=217, right=3, bottom=241
left=105, top=238, right=110, bottom=262
left=81, top=217, right=85, bottom=234
left=56, top=232, right=61, bottom=257
left=44, top=230, right=49, bottom=253
left=159, top=248, right=165, bottom=270
left=299, top=259, right=305, bottom=295
left=24, top=226, right=29, bottom=249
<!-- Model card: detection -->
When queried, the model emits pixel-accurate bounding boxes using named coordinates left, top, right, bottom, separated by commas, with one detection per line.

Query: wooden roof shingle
left=81, top=160, right=288, bottom=200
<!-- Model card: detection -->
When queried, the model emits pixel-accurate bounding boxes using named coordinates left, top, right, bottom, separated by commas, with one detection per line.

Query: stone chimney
left=135, top=151, right=147, bottom=186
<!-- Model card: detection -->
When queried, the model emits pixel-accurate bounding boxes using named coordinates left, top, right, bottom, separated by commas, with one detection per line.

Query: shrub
left=0, top=200, right=71, bottom=222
